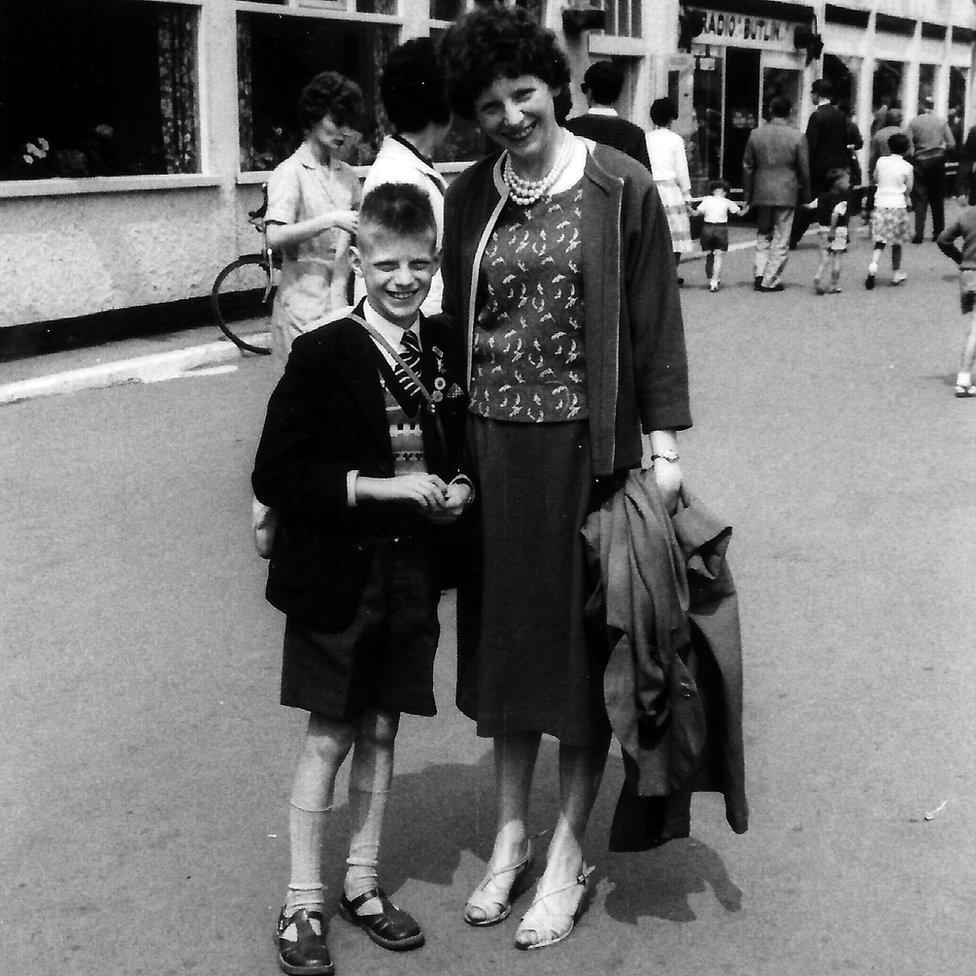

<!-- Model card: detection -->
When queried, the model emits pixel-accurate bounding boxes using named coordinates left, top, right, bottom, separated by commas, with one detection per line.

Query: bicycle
left=210, top=184, right=279, bottom=355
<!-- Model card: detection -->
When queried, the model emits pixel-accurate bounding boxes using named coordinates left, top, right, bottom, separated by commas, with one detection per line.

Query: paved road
left=2, top=235, right=975, bottom=976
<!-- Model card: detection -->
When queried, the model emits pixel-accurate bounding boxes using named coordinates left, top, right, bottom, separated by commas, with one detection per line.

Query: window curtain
left=237, top=18, right=256, bottom=170
left=158, top=7, right=199, bottom=173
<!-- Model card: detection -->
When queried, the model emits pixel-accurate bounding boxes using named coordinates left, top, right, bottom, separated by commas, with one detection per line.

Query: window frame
left=236, top=0, right=483, bottom=180
left=0, top=0, right=207, bottom=198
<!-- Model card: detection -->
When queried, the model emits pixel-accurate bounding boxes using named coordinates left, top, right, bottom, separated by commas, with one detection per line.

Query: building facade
left=1, top=0, right=974, bottom=342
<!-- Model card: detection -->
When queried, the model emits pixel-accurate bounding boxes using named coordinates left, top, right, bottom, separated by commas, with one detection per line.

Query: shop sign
left=698, top=9, right=795, bottom=47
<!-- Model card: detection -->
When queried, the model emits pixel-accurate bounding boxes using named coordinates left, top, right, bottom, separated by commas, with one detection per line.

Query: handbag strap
left=350, top=311, right=450, bottom=461
left=349, top=312, right=435, bottom=411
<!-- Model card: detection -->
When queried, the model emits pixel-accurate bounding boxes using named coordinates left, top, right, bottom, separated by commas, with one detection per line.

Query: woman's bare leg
left=514, top=736, right=610, bottom=947
left=464, top=731, right=541, bottom=922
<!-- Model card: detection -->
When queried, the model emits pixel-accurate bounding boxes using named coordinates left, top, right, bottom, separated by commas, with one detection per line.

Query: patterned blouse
left=470, top=183, right=587, bottom=423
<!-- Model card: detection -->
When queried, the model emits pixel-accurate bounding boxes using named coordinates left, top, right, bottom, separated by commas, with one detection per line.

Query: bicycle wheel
left=211, top=254, right=275, bottom=355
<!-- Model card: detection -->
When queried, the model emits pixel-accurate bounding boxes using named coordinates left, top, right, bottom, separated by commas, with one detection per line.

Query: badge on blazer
left=431, top=345, right=446, bottom=374
left=432, top=390, right=444, bottom=403
left=434, top=377, right=447, bottom=391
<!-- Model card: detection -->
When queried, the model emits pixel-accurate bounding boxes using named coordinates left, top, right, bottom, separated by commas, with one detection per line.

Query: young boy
left=693, top=178, right=741, bottom=291
left=253, top=182, right=474, bottom=975
left=936, top=203, right=976, bottom=397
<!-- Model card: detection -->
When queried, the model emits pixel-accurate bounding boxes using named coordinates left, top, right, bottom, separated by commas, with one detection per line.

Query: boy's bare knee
left=304, top=714, right=355, bottom=763
left=355, top=708, right=400, bottom=748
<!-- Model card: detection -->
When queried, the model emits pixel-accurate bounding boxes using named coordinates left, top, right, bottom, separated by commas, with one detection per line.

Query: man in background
left=742, top=95, right=809, bottom=291
left=908, top=96, right=956, bottom=242
left=789, top=80, right=850, bottom=248
left=565, top=60, right=652, bottom=171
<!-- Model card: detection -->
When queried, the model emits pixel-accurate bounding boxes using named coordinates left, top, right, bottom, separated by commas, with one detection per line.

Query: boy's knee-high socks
left=287, top=798, right=334, bottom=915
left=344, top=735, right=395, bottom=901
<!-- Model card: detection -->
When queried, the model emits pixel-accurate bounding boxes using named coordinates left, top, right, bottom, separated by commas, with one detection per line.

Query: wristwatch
left=651, top=451, right=680, bottom=464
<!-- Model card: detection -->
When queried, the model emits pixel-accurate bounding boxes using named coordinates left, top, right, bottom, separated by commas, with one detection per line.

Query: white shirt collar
left=589, top=106, right=619, bottom=117
left=362, top=299, right=420, bottom=363
left=378, top=135, right=443, bottom=183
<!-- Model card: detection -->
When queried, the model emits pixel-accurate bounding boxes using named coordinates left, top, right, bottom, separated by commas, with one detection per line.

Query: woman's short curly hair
left=440, top=6, right=571, bottom=121
left=297, top=71, right=364, bottom=132
left=381, top=38, right=451, bottom=133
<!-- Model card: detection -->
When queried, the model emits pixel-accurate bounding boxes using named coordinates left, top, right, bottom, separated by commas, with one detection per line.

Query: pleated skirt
left=657, top=178, right=694, bottom=253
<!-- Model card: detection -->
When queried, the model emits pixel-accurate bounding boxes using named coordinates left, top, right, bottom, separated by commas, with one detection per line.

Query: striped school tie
left=393, top=329, right=423, bottom=415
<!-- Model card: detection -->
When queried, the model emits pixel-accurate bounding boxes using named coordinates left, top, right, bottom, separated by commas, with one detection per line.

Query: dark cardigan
left=441, top=144, right=692, bottom=479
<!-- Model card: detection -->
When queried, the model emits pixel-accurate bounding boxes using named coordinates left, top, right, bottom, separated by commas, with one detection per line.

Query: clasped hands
left=357, top=473, right=472, bottom=524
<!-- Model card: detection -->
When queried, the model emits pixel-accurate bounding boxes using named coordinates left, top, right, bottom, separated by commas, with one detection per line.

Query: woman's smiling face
left=474, top=74, right=559, bottom=165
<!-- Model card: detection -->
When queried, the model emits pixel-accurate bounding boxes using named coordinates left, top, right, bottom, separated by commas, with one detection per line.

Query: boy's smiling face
left=351, top=221, right=439, bottom=328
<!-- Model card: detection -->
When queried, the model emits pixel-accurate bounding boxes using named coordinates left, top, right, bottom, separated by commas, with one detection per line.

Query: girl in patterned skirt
left=807, top=167, right=851, bottom=294
left=865, top=133, right=914, bottom=290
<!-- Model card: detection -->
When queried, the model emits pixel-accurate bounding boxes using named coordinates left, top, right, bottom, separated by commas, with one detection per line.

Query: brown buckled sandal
left=275, top=907, right=334, bottom=976
left=339, top=888, right=425, bottom=951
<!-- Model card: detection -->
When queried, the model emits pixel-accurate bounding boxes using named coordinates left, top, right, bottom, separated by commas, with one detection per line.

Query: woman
left=440, top=6, right=692, bottom=950
left=265, top=71, right=363, bottom=368
left=645, top=96, right=694, bottom=278
left=361, top=37, right=452, bottom=315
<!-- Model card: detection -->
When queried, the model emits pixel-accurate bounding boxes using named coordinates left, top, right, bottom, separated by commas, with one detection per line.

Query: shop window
left=354, top=0, right=398, bottom=14
left=429, top=0, right=462, bottom=20
left=823, top=53, right=859, bottom=122
left=872, top=60, right=905, bottom=114
left=605, top=0, right=642, bottom=39
left=426, top=27, right=490, bottom=163
left=690, top=53, right=723, bottom=191
left=917, top=64, right=938, bottom=114
left=949, top=66, right=967, bottom=144
left=0, top=0, right=199, bottom=181
left=238, top=12, right=399, bottom=170
left=761, top=68, right=801, bottom=123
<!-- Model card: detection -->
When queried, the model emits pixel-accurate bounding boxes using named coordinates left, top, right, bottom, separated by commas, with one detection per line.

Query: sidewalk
left=0, top=223, right=759, bottom=407
left=0, top=320, right=270, bottom=406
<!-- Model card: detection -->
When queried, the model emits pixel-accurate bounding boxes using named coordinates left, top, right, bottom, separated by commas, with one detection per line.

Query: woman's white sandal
left=463, top=833, right=544, bottom=927
left=513, top=865, right=594, bottom=950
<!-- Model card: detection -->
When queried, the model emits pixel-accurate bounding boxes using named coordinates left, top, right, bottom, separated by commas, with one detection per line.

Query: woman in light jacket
left=440, top=5, right=692, bottom=950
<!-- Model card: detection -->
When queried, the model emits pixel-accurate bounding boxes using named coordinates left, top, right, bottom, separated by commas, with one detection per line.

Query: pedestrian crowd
left=686, top=79, right=976, bottom=397
left=248, top=9, right=976, bottom=974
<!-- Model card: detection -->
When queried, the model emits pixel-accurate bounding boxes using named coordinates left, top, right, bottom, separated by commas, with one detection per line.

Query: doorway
left=723, top=47, right=760, bottom=187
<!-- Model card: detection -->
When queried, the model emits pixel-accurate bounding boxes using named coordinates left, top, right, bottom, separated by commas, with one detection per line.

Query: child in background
left=936, top=204, right=976, bottom=397
left=693, top=178, right=742, bottom=291
left=866, top=132, right=913, bottom=289
left=807, top=167, right=851, bottom=294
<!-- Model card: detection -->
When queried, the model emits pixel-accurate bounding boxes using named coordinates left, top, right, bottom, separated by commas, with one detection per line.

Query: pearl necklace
left=502, top=132, right=575, bottom=207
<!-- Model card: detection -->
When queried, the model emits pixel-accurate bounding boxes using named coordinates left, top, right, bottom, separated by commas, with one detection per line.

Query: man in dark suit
left=564, top=60, right=652, bottom=171
left=789, top=79, right=851, bottom=248
left=743, top=96, right=810, bottom=290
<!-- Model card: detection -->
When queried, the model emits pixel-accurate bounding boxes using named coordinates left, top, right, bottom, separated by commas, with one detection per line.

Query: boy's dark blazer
left=252, top=300, right=469, bottom=629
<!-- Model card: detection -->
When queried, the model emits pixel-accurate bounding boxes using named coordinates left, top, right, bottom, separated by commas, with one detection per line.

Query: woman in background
left=265, top=71, right=363, bottom=368
left=645, top=96, right=694, bottom=280
left=361, top=38, right=452, bottom=315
